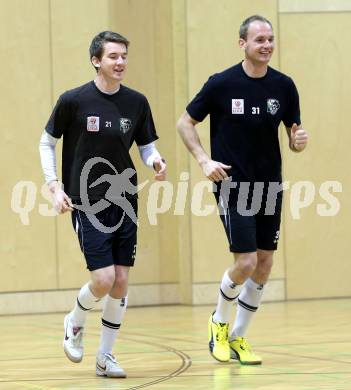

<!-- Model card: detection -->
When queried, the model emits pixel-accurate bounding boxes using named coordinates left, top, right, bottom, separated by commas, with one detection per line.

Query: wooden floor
left=0, top=299, right=350, bottom=389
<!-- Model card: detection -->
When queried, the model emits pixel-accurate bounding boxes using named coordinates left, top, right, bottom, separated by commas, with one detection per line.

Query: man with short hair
left=177, top=15, right=308, bottom=365
left=40, top=31, right=166, bottom=377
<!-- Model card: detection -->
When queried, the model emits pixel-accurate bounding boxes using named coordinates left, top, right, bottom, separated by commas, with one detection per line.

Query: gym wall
left=1, top=0, right=350, bottom=314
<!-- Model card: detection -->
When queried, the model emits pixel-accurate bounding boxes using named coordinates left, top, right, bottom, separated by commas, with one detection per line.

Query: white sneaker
left=96, top=352, right=126, bottom=378
left=63, top=314, right=84, bottom=363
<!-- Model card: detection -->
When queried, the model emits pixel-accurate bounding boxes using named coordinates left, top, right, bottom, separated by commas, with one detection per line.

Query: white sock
left=230, top=278, right=265, bottom=340
left=213, top=271, right=241, bottom=324
left=70, top=283, right=100, bottom=327
left=99, top=295, right=128, bottom=355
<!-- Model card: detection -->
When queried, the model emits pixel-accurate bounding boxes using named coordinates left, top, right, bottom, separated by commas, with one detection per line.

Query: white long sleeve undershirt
left=39, top=131, right=59, bottom=184
left=137, top=142, right=161, bottom=167
left=39, top=130, right=161, bottom=184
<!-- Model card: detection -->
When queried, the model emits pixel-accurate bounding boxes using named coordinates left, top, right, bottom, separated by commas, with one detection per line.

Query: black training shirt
left=46, top=81, right=158, bottom=200
left=186, top=63, right=300, bottom=182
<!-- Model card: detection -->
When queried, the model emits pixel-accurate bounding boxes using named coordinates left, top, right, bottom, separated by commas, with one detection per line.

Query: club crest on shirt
left=232, top=99, right=244, bottom=114
left=267, top=99, right=280, bottom=115
left=120, top=118, right=132, bottom=134
left=87, top=116, right=100, bottom=132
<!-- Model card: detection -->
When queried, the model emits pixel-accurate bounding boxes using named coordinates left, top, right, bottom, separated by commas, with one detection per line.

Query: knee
left=235, top=253, right=257, bottom=279
left=109, top=267, right=130, bottom=298
left=256, top=252, right=274, bottom=277
left=91, top=272, right=115, bottom=297
left=115, top=269, right=129, bottom=290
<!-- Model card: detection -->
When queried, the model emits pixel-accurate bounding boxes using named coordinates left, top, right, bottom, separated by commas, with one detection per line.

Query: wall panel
left=0, top=0, right=56, bottom=291
left=280, top=12, right=351, bottom=298
left=109, top=0, right=179, bottom=285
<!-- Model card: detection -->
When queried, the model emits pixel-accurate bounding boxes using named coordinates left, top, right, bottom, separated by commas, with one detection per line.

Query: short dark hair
left=239, top=15, right=273, bottom=40
left=89, top=31, right=129, bottom=63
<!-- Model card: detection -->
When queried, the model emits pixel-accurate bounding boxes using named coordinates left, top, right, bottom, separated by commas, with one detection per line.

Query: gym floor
left=1, top=299, right=350, bottom=389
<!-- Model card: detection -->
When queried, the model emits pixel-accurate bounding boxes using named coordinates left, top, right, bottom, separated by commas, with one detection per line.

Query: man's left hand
left=291, top=123, right=308, bottom=151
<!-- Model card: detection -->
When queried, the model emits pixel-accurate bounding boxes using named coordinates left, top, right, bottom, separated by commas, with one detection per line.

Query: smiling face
left=92, top=41, right=128, bottom=82
left=239, top=21, right=274, bottom=65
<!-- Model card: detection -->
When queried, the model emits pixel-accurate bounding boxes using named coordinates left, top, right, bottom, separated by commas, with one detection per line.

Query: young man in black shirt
left=40, top=31, right=166, bottom=377
left=177, top=15, right=308, bottom=365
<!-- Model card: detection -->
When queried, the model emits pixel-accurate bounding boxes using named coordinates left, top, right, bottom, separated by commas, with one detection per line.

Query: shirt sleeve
left=186, top=76, right=214, bottom=122
left=282, top=77, right=301, bottom=128
left=45, top=93, right=73, bottom=138
left=134, top=95, right=159, bottom=146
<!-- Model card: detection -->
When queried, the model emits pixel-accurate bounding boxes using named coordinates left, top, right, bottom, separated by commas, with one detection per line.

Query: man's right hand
left=200, top=160, right=232, bottom=182
left=49, top=181, right=74, bottom=214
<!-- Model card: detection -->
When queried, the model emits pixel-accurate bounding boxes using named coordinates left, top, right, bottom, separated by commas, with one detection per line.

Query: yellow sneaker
left=229, top=337, right=262, bottom=365
left=208, top=313, right=230, bottom=362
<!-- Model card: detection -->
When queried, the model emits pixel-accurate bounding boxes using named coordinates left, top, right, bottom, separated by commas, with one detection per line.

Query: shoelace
left=72, top=326, right=82, bottom=336
left=216, top=323, right=229, bottom=343
left=70, top=327, right=83, bottom=346
left=104, top=353, right=117, bottom=364
left=239, top=337, right=252, bottom=352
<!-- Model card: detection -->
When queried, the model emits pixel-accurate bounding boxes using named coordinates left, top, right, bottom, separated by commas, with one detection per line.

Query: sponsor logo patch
left=87, top=116, right=99, bottom=132
left=232, top=99, right=244, bottom=114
